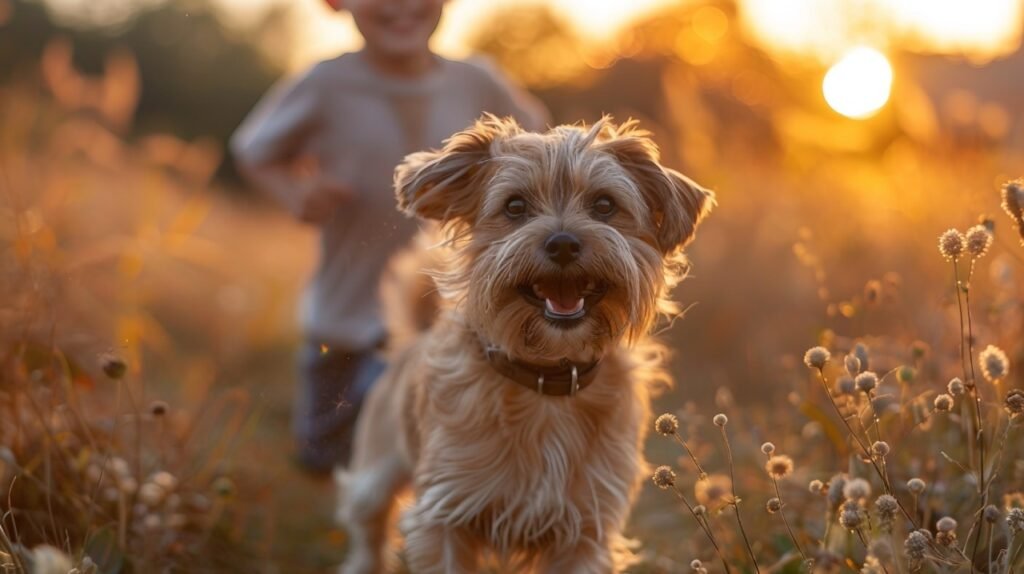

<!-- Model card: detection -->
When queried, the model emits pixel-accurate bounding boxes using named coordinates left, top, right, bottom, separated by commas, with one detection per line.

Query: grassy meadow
left=3, top=2, right=1024, bottom=573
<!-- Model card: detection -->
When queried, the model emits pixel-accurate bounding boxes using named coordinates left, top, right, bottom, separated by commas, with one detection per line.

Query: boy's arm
left=230, top=67, right=351, bottom=223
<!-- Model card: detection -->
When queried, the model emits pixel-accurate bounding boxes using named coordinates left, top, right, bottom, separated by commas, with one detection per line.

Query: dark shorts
left=294, top=341, right=386, bottom=472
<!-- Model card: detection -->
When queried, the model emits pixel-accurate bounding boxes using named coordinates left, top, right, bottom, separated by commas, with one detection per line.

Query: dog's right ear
left=395, top=114, right=521, bottom=223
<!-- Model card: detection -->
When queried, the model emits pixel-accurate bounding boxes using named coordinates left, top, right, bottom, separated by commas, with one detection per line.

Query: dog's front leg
left=402, top=509, right=480, bottom=574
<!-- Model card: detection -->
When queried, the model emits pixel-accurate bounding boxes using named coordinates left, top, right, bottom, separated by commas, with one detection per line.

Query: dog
left=336, top=115, right=713, bottom=573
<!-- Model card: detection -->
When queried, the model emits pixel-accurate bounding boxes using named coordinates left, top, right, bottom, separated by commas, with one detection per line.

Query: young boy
left=231, top=0, right=547, bottom=474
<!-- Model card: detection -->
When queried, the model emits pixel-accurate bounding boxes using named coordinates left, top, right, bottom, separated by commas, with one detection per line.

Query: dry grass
left=2, top=39, right=1024, bottom=574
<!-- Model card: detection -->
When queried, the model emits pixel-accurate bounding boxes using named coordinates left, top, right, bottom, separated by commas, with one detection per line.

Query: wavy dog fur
left=336, top=116, right=714, bottom=573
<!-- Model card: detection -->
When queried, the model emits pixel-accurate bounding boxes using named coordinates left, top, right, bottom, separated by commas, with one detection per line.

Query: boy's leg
left=293, top=341, right=386, bottom=473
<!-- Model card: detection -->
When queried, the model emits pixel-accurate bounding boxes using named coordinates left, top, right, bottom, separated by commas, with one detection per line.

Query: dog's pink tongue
left=540, top=278, right=585, bottom=315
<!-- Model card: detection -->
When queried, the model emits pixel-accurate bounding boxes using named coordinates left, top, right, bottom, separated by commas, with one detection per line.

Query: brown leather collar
left=482, top=344, right=601, bottom=397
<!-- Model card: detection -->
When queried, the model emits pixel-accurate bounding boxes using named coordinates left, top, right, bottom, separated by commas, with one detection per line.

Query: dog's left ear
left=597, top=124, right=714, bottom=253
left=395, top=114, right=521, bottom=223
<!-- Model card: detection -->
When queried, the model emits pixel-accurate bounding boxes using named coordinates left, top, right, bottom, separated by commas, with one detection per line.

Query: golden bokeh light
left=822, top=46, right=893, bottom=119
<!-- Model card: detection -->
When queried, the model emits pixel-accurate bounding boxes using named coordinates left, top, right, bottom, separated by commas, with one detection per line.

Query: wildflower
left=693, top=504, right=707, bottom=516
left=934, top=393, right=954, bottom=412
left=100, top=353, right=127, bottom=380
left=839, top=500, right=864, bottom=529
left=871, top=441, right=890, bottom=458
left=907, top=478, right=926, bottom=495
left=1008, top=508, right=1024, bottom=534
left=844, top=354, right=861, bottom=376
left=965, top=224, right=993, bottom=258
left=760, top=442, right=775, bottom=455
left=836, top=376, right=856, bottom=395
left=149, top=400, right=168, bottom=417
left=843, top=478, right=872, bottom=501
left=1000, top=179, right=1024, bottom=239
left=654, top=413, right=678, bottom=436
left=765, top=455, right=794, bottom=479
left=911, top=340, right=929, bottom=360
left=875, top=494, right=898, bottom=526
left=804, top=346, right=830, bottom=370
left=139, top=482, right=165, bottom=506
left=948, top=378, right=965, bottom=397
left=904, top=530, right=930, bottom=566
left=863, top=280, right=881, bottom=306
left=980, top=345, right=1009, bottom=382
left=695, top=474, right=733, bottom=510
left=213, top=476, right=235, bottom=498
left=827, top=474, right=848, bottom=510
left=936, top=516, right=957, bottom=546
left=853, top=342, right=870, bottom=371
left=808, top=479, right=824, bottom=494
left=938, top=228, right=965, bottom=261
left=855, top=371, right=878, bottom=393
left=1005, top=389, right=1024, bottom=417
left=983, top=504, right=1001, bottom=523
left=712, top=413, right=728, bottom=427
left=652, top=466, right=676, bottom=489
left=766, top=497, right=782, bottom=513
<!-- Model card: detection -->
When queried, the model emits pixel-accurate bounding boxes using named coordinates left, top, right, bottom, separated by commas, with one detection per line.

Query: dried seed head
left=652, top=466, right=676, bottom=489
left=936, top=530, right=957, bottom=547
left=712, top=413, right=728, bottom=427
left=809, top=479, right=825, bottom=494
left=837, top=376, right=856, bottom=395
left=907, top=478, right=926, bottom=494
left=690, top=559, right=704, bottom=572
left=853, top=343, right=870, bottom=371
left=934, top=393, right=954, bottom=412
left=843, top=478, right=872, bottom=501
left=693, top=504, right=707, bottom=516
left=863, top=280, right=882, bottom=306
left=765, top=455, right=794, bottom=479
left=904, top=530, right=930, bottom=561
left=761, top=442, right=776, bottom=455
left=804, top=346, right=831, bottom=370
left=984, top=505, right=1001, bottom=523
left=947, top=378, right=965, bottom=397
left=875, top=494, right=898, bottom=522
left=938, top=228, right=965, bottom=261
left=937, top=516, right=957, bottom=532
left=827, top=474, right=848, bottom=509
left=897, top=365, right=915, bottom=383
left=911, top=340, right=929, bottom=360
left=766, top=497, right=782, bottom=513
left=695, top=474, right=734, bottom=509
left=839, top=500, right=864, bottom=529
left=213, top=476, right=235, bottom=498
left=149, top=400, right=168, bottom=417
left=1005, top=389, right=1024, bottom=417
left=1000, top=179, right=1024, bottom=241
left=965, top=224, right=993, bottom=258
left=100, top=353, right=127, bottom=380
left=1007, top=508, right=1024, bottom=534
left=654, top=413, right=679, bottom=436
left=871, top=441, right=890, bottom=458
left=855, top=372, right=878, bottom=393
left=844, top=354, right=861, bottom=376
left=980, top=345, right=1009, bottom=382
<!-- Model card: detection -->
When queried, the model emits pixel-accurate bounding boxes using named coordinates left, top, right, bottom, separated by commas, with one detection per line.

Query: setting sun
left=822, top=46, right=893, bottom=119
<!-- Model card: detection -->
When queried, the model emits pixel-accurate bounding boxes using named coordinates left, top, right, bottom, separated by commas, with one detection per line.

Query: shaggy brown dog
left=336, top=116, right=713, bottom=573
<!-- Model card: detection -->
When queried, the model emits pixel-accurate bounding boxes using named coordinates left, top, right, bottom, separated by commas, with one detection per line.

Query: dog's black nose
left=544, top=232, right=581, bottom=266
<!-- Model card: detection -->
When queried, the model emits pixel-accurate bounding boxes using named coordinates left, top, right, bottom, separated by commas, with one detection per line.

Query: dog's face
left=395, top=116, right=713, bottom=362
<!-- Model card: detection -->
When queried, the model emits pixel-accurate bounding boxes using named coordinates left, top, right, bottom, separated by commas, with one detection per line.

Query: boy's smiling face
left=344, top=0, right=445, bottom=60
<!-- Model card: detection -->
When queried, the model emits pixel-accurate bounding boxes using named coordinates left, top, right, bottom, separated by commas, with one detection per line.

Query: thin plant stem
left=672, top=432, right=707, bottom=478
left=952, top=259, right=969, bottom=384
left=669, top=485, right=731, bottom=574
left=768, top=472, right=808, bottom=568
left=718, top=425, right=760, bottom=573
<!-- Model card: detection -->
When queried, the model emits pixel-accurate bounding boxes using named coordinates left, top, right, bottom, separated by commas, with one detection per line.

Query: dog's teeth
left=545, top=297, right=585, bottom=316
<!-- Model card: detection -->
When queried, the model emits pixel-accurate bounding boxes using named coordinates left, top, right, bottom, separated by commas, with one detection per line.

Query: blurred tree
left=0, top=0, right=286, bottom=182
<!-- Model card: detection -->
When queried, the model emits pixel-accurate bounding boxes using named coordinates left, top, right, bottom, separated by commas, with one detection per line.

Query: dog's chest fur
left=400, top=323, right=650, bottom=556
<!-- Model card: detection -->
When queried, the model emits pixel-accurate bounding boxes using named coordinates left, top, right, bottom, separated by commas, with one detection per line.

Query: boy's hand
left=298, top=178, right=354, bottom=225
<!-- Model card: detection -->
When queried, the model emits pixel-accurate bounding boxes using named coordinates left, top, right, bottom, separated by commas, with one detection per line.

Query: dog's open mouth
left=517, top=276, right=608, bottom=325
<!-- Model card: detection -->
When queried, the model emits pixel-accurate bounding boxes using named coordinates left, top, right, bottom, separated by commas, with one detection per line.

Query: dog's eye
left=505, top=196, right=527, bottom=219
left=593, top=196, right=616, bottom=217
